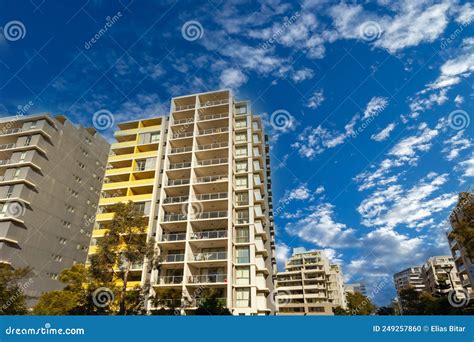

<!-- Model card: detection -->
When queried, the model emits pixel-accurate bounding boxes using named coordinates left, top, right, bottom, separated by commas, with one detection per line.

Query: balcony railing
left=157, top=275, right=183, bottom=284
left=199, top=99, right=228, bottom=107
left=167, top=178, right=190, bottom=186
left=198, top=113, right=228, bottom=121
left=0, top=160, right=10, bottom=166
left=172, top=118, right=193, bottom=125
left=163, top=214, right=187, bottom=222
left=191, top=230, right=227, bottom=240
left=0, top=128, right=22, bottom=135
left=196, top=158, right=228, bottom=167
left=195, top=192, right=227, bottom=201
left=175, top=104, right=195, bottom=111
left=194, top=175, right=228, bottom=183
left=0, top=143, right=16, bottom=150
left=163, top=195, right=189, bottom=204
left=194, top=211, right=227, bottom=220
left=189, top=274, right=226, bottom=283
left=197, top=127, right=228, bottom=136
left=195, top=297, right=226, bottom=307
left=191, top=251, right=227, bottom=261
left=154, top=299, right=182, bottom=308
left=196, top=142, right=228, bottom=151
left=171, top=131, right=193, bottom=139
left=170, top=146, right=192, bottom=154
left=168, top=162, right=191, bottom=170
left=159, top=232, right=187, bottom=242
left=163, top=254, right=185, bottom=263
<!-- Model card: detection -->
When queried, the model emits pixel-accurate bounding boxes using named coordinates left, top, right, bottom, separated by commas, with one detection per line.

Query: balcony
left=195, top=192, right=227, bottom=201
left=190, top=251, right=227, bottom=261
left=188, top=274, right=226, bottom=284
left=194, top=297, right=226, bottom=307
left=196, top=158, right=228, bottom=167
left=167, top=178, right=190, bottom=187
left=162, top=254, right=185, bottom=263
left=191, top=230, right=227, bottom=240
left=163, top=214, right=187, bottom=222
left=168, top=162, right=192, bottom=170
left=172, top=118, right=194, bottom=125
left=194, top=175, right=228, bottom=183
left=196, top=142, right=228, bottom=151
left=159, top=232, right=187, bottom=242
left=194, top=211, right=227, bottom=220
left=198, top=113, right=228, bottom=121
left=0, top=143, right=16, bottom=150
left=197, top=127, right=228, bottom=136
left=175, top=104, right=195, bottom=111
left=171, top=131, right=194, bottom=140
left=163, top=195, right=189, bottom=204
left=199, top=99, right=228, bottom=107
left=170, top=146, right=192, bottom=154
left=156, top=275, right=183, bottom=284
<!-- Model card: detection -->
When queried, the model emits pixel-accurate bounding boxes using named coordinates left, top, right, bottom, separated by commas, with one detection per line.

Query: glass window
left=236, top=192, right=248, bottom=205
left=25, top=136, right=31, bottom=146
left=236, top=147, right=247, bottom=157
left=237, top=210, right=249, bottom=224
left=236, top=120, right=247, bottom=128
left=236, top=161, right=247, bottom=173
left=236, top=267, right=250, bottom=285
left=236, top=133, right=247, bottom=142
left=20, top=152, right=27, bottom=160
left=236, top=177, right=247, bottom=189
left=236, top=106, right=247, bottom=115
left=236, top=228, right=249, bottom=243
left=236, top=288, right=250, bottom=307
left=236, top=247, right=250, bottom=264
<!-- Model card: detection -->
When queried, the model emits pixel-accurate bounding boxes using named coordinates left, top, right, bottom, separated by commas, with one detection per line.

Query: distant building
left=393, top=267, right=425, bottom=294
left=422, top=256, right=463, bottom=296
left=276, top=248, right=347, bottom=315
left=345, top=283, right=367, bottom=296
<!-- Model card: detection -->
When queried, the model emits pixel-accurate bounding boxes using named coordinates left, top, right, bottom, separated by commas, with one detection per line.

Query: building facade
left=0, top=113, right=109, bottom=303
left=345, top=283, right=367, bottom=296
left=276, top=248, right=347, bottom=315
left=88, top=90, right=277, bottom=315
left=421, top=256, right=463, bottom=296
left=393, top=267, right=425, bottom=295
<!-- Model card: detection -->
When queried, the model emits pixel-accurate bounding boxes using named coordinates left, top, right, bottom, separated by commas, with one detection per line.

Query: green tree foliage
left=345, top=292, right=376, bottom=315
left=0, top=265, right=32, bottom=315
left=151, top=288, right=182, bottom=315
left=195, top=289, right=231, bottom=315
left=449, top=192, right=474, bottom=259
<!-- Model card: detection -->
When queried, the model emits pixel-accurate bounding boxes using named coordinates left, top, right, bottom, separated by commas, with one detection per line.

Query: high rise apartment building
left=88, top=90, right=277, bottom=315
left=0, top=113, right=109, bottom=303
left=393, top=267, right=425, bottom=295
left=276, top=248, right=347, bottom=315
left=421, top=256, right=463, bottom=296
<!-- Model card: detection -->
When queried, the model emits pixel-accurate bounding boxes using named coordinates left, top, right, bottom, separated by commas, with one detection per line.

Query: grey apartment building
left=0, top=113, right=109, bottom=303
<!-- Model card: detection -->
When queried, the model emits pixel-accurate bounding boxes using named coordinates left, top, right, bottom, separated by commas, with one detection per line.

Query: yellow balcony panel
left=114, top=280, right=142, bottom=289
left=134, top=150, right=159, bottom=159
left=96, top=212, right=115, bottom=222
left=99, top=193, right=153, bottom=205
left=102, top=178, right=155, bottom=190
left=108, top=153, right=136, bottom=162
left=92, top=228, right=108, bottom=237
left=111, top=141, right=136, bottom=149
left=115, top=125, right=161, bottom=137
left=105, top=166, right=132, bottom=176
left=88, top=246, right=98, bottom=254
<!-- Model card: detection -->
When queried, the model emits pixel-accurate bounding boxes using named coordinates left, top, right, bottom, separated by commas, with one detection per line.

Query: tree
left=376, top=306, right=395, bottom=315
left=89, top=201, right=154, bottom=315
left=195, top=289, right=231, bottom=315
left=0, top=265, right=32, bottom=315
left=449, top=192, right=474, bottom=259
left=332, top=306, right=348, bottom=315
left=345, top=292, right=376, bottom=315
left=151, top=288, right=182, bottom=315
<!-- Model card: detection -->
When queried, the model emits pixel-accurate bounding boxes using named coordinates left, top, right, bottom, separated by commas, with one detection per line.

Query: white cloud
left=457, top=155, right=474, bottom=178
left=357, top=173, right=457, bottom=229
left=219, top=68, right=248, bottom=89
left=291, top=67, right=314, bottom=83
left=442, top=130, right=472, bottom=161
left=371, top=122, right=396, bottom=141
left=322, top=248, right=343, bottom=265
left=315, top=185, right=325, bottom=194
left=306, top=89, right=325, bottom=109
left=275, top=242, right=290, bottom=270
left=454, top=95, right=464, bottom=105
left=285, top=203, right=357, bottom=248
left=363, top=96, right=388, bottom=119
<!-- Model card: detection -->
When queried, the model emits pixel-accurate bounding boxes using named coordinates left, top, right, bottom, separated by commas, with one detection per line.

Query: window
left=30, top=121, right=37, bottom=128
left=25, top=136, right=31, bottom=146
left=235, top=133, right=247, bottom=142
left=236, top=247, right=250, bottom=264
left=236, top=192, right=248, bottom=206
left=253, top=147, right=260, bottom=157
left=19, top=152, right=27, bottom=161
left=253, top=160, right=261, bottom=171
left=253, top=134, right=259, bottom=143
left=150, top=132, right=160, bottom=143
left=236, top=106, right=247, bottom=115
left=236, top=227, right=249, bottom=243
left=253, top=122, right=260, bottom=130
left=236, top=288, right=250, bottom=307
left=6, top=185, right=14, bottom=198
left=236, top=161, right=247, bottom=173
left=237, top=210, right=249, bottom=224
left=13, top=169, right=20, bottom=179
left=253, top=175, right=261, bottom=186
left=236, top=267, right=250, bottom=285
left=236, top=147, right=247, bottom=157
left=236, top=177, right=247, bottom=189
left=236, top=120, right=247, bottom=128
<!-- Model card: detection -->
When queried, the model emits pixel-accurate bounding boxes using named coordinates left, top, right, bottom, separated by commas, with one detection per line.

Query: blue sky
left=0, top=0, right=473, bottom=305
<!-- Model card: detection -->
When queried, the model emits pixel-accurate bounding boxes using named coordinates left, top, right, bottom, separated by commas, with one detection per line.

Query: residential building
left=0, top=113, right=109, bottom=304
left=393, top=267, right=425, bottom=295
left=448, top=193, right=474, bottom=298
left=421, top=256, right=463, bottom=296
left=88, top=90, right=277, bottom=315
left=345, top=282, right=367, bottom=296
left=276, top=248, right=347, bottom=315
